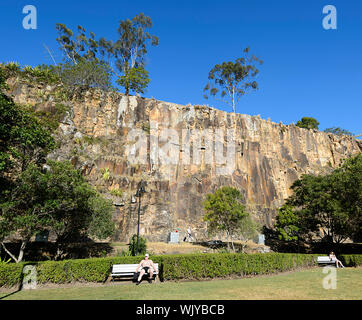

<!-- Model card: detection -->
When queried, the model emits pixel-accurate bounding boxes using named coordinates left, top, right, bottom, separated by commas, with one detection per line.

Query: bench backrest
left=317, top=256, right=333, bottom=262
left=112, top=263, right=159, bottom=273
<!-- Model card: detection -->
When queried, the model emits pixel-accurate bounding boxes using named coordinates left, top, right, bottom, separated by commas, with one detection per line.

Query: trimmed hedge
left=0, top=253, right=361, bottom=288
left=159, top=253, right=318, bottom=281
left=0, top=263, right=24, bottom=287
left=340, top=254, right=362, bottom=267
left=36, top=256, right=145, bottom=284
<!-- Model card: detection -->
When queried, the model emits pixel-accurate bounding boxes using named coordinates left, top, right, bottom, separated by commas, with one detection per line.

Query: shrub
left=109, top=188, right=123, bottom=198
left=100, top=168, right=110, bottom=181
left=2, top=62, right=61, bottom=84
left=0, top=262, right=24, bottom=287
left=159, top=253, right=319, bottom=281
left=5, top=61, right=21, bottom=73
left=59, top=59, right=113, bottom=92
left=30, top=64, right=61, bottom=84
left=340, top=254, right=362, bottom=267
left=0, top=253, right=360, bottom=287
left=0, top=257, right=11, bottom=264
left=36, top=256, right=143, bottom=284
left=129, top=234, right=147, bottom=256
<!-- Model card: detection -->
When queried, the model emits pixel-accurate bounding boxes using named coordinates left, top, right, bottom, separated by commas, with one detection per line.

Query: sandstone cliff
left=7, top=77, right=362, bottom=242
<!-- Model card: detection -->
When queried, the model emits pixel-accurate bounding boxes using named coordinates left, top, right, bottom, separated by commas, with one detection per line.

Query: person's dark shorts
left=143, top=267, right=150, bottom=273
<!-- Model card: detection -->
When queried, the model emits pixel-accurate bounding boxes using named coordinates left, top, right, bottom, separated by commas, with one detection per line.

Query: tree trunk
left=226, top=231, right=230, bottom=251
left=55, top=245, right=64, bottom=261
left=17, top=241, right=27, bottom=263
left=232, top=87, right=235, bottom=113
left=1, top=242, right=18, bottom=263
left=1, top=240, right=27, bottom=263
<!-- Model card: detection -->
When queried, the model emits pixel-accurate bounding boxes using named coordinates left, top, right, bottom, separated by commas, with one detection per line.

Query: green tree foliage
left=104, top=13, right=158, bottom=96
left=0, top=71, right=114, bottom=262
left=296, top=117, right=320, bottom=130
left=60, top=58, right=112, bottom=92
left=0, top=160, right=115, bottom=263
left=116, top=66, right=150, bottom=95
left=55, top=14, right=158, bottom=96
left=275, top=154, right=362, bottom=244
left=331, top=154, right=362, bottom=241
left=56, top=24, right=98, bottom=64
left=203, top=186, right=256, bottom=251
left=0, top=69, right=55, bottom=177
left=275, top=204, right=300, bottom=242
left=203, top=47, right=263, bottom=113
left=55, top=24, right=113, bottom=93
left=324, top=127, right=353, bottom=136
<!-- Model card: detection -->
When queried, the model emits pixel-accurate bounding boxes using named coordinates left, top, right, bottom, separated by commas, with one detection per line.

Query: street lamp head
left=136, top=182, right=146, bottom=197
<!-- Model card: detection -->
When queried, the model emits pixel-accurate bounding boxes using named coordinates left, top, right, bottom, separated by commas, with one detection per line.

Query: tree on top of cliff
left=55, top=23, right=113, bottom=92
left=98, top=13, right=158, bottom=96
left=296, top=117, right=320, bottom=130
left=203, top=186, right=259, bottom=251
left=203, top=47, right=263, bottom=113
left=56, top=24, right=99, bottom=65
left=324, top=127, right=353, bottom=136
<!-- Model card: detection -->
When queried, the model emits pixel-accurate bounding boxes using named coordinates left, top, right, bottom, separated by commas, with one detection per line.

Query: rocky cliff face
left=7, top=78, right=362, bottom=242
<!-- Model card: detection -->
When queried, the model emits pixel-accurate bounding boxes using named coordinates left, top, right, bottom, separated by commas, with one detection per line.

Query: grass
left=1, top=267, right=361, bottom=300
left=109, top=240, right=266, bottom=256
left=109, top=241, right=208, bottom=256
left=146, top=242, right=207, bottom=255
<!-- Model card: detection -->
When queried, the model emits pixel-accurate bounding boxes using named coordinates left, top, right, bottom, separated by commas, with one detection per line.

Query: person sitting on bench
left=136, top=253, right=157, bottom=285
left=329, top=251, right=345, bottom=268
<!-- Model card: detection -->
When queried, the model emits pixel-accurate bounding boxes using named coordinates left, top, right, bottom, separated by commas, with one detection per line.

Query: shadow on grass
left=0, top=277, right=24, bottom=300
left=0, top=288, right=21, bottom=300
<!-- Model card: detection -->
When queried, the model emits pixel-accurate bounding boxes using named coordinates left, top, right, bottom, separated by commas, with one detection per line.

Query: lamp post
left=135, top=182, right=146, bottom=256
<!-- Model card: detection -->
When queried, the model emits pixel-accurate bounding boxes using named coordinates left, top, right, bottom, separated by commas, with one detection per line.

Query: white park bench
left=110, top=263, right=159, bottom=282
left=317, top=256, right=336, bottom=266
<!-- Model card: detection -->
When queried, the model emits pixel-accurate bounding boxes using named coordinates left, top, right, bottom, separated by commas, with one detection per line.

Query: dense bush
left=36, top=256, right=149, bottom=284
left=159, top=253, right=318, bottom=281
left=59, top=59, right=113, bottom=93
left=0, top=262, right=24, bottom=287
left=2, top=62, right=60, bottom=84
left=128, top=234, right=147, bottom=256
left=0, top=253, right=361, bottom=288
left=340, top=254, right=362, bottom=267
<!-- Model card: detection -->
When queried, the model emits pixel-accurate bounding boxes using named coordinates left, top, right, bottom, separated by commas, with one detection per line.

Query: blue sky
left=0, top=0, right=361, bottom=135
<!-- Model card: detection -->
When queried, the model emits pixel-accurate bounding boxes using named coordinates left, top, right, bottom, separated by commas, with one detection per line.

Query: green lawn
left=1, top=267, right=361, bottom=300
